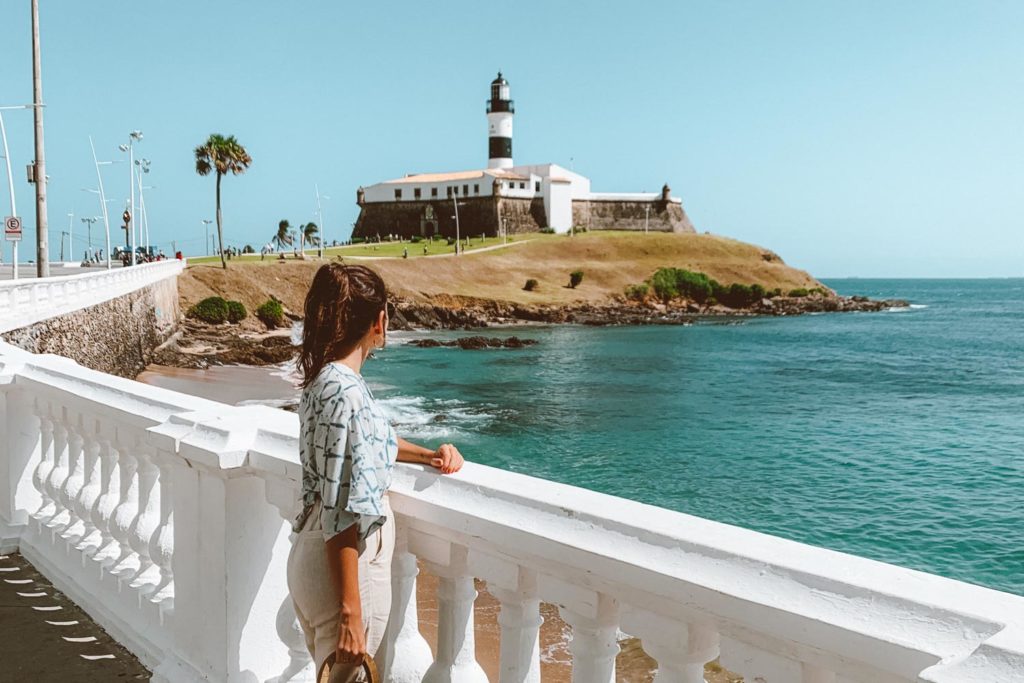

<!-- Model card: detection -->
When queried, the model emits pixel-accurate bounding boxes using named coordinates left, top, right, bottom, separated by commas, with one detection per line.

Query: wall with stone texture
left=572, top=199, right=696, bottom=233
left=1, top=277, right=178, bottom=379
left=353, top=196, right=550, bottom=239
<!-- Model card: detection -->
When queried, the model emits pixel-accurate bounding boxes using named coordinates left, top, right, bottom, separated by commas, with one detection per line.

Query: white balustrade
left=0, top=339, right=1021, bottom=683
left=0, top=258, right=184, bottom=333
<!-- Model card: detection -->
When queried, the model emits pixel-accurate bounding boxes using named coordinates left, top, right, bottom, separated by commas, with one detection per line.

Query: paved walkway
left=343, top=238, right=537, bottom=260
left=0, top=551, right=149, bottom=681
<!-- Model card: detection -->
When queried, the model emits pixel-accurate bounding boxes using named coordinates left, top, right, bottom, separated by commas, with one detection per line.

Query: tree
left=194, top=134, right=252, bottom=269
left=301, top=222, right=319, bottom=255
left=273, top=219, right=292, bottom=252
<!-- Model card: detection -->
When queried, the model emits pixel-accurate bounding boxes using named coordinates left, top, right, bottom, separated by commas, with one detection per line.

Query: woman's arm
left=397, top=437, right=465, bottom=474
left=326, top=524, right=366, bottom=663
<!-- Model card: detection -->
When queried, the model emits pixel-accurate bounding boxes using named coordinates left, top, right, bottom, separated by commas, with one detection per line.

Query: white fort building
left=353, top=73, right=695, bottom=239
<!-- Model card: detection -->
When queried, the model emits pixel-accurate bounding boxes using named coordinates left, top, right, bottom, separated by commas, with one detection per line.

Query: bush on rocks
left=569, top=270, right=584, bottom=288
left=257, top=298, right=285, bottom=329
left=788, top=288, right=810, bottom=298
left=226, top=300, right=247, bottom=323
left=524, top=278, right=539, bottom=292
left=187, top=296, right=230, bottom=324
left=625, top=283, right=650, bottom=301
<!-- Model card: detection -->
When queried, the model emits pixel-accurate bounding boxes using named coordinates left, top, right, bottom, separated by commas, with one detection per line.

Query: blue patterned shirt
left=296, top=362, right=398, bottom=542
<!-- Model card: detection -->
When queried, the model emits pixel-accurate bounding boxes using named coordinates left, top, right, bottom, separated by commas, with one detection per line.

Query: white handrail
left=0, top=259, right=184, bottom=333
left=0, top=342, right=1020, bottom=682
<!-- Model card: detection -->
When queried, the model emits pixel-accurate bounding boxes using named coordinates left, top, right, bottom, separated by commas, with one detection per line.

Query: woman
left=288, top=263, right=464, bottom=678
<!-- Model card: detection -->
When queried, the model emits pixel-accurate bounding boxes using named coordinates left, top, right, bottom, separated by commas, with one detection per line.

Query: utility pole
left=644, top=205, right=651, bottom=234
left=202, top=219, right=212, bottom=255
left=452, top=195, right=461, bottom=255
left=65, top=211, right=73, bottom=262
left=31, top=0, right=49, bottom=277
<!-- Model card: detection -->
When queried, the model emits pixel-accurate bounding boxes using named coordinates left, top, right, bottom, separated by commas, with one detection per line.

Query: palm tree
left=302, top=222, right=319, bottom=256
left=194, top=134, right=252, bottom=269
left=273, top=219, right=292, bottom=252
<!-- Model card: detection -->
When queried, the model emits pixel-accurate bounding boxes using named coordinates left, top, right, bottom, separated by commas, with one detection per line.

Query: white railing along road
left=0, top=342, right=1021, bottom=682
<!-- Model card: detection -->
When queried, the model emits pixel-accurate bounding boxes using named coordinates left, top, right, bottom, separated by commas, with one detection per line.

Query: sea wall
left=572, top=199, right=696, bottom=233
left=353, top=196, right=548, bottom=239
left=1, top=276, right=179, bottom=378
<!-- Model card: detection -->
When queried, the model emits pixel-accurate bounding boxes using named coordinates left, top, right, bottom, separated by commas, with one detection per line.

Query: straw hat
left=317, top=652, right=379, bottom=683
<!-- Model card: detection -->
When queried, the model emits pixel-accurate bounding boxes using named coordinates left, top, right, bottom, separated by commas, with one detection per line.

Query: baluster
left=73, top=419, right=103, bottom=552
left=147, top=456, right=174, bottom=603
left=624, top=609, right=718, bottom=683
left=266, top=595, right=315, bottom=683
left=720, top=637, right=803, bottom=682
left=127, top=447, right=161, bottom=589
left=59, top=414, right=87, bottom=540
left=559, top=593, right=619, bottom=683
left=491, top=567, right=542, bottom=683
left=30, top=400, right=55, bottom=520
left=108, top=437, right=141, bottom=575
left=43, top=407, right=70, bottom=529
left=422, top=544, right=489, bottom=683
left=90, top=435, right=121, bottom=563
left=379, top=524, right=432, bottom=682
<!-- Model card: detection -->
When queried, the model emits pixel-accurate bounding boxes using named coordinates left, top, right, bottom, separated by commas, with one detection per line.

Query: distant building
left=353, top=73, right=695, bottom=239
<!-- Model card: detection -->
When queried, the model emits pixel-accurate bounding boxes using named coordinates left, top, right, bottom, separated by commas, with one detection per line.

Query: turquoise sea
left=363, top=279, right=1023, bottom=596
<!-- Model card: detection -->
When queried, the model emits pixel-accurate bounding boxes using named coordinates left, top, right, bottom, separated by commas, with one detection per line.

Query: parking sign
left=4, top=216, right=22, bottom=242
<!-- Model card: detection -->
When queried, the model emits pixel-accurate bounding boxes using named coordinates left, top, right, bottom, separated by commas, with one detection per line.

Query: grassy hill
left=178, top=231, right=823, bottom=319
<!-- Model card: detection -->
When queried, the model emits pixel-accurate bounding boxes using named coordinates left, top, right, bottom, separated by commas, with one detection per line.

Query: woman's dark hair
left=299, top=263, right=388, bottom=388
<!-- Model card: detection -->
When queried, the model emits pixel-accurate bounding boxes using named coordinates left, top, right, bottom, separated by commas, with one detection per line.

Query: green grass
left=187, top=234, right=540, bottom=264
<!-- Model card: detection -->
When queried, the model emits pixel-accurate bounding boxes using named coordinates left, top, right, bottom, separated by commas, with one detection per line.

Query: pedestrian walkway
left=0, top=552, right=150, bottom=681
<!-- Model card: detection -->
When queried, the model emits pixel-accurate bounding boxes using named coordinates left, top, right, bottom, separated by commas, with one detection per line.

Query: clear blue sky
left=1, top=1, right=1021, bottom=276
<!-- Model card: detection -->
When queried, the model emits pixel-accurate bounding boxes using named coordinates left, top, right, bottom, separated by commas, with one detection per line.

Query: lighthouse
left=486, top=72, right=514, bottom=169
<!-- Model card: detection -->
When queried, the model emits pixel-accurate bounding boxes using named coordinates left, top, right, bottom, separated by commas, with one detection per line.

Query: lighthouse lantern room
left=486, top=72, right=514, bottom=169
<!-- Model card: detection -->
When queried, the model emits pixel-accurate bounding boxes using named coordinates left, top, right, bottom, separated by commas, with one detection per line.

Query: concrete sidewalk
left=0, top=551, right=149, bottom=681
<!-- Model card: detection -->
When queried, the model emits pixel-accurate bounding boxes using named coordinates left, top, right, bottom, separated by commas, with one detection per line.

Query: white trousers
left=287, top=498, right=395, bottom=679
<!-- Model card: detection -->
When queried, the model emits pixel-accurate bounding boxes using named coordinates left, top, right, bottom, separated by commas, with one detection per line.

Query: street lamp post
left=644, top=205, right=650, bottom=234
left=119, top=130, right=142, bottom=265
left=0, top=108, right=24, bottom=279
left=452, top=196, right=464, bottom=255
left=135, top=158, right=151, bottom=253
left=65, top=211, right=73, bottom=262
left=88, top=136, right=114, bottom=269
left=315, top=184, right=330, bottom=259
left=81, top=216, right=97, bottom=261
left=31, top=0, right=49, bottom=277
left=202, top=219, right=212, bottom=256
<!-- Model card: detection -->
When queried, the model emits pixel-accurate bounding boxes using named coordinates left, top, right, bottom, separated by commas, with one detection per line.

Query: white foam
left=377, top=394, right=495, bottom=441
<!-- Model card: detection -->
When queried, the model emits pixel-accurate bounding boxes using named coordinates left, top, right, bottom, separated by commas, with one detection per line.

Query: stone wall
left=572, top=199, right=696, bottom=233
left=1, top=277, right=179, bottom=379
left=354, top=197, right=500, bottom=240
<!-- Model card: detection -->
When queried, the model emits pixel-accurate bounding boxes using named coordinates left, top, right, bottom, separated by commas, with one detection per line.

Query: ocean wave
left=378, top=394, right=495, bottom=440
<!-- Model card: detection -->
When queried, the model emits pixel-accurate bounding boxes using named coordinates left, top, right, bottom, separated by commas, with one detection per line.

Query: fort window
left=519, top=182, right=525, bottom=189
left=394, top=189, right=402, bottom=200
left=535, top=181, right=540, bottom=191
left=463, top=184, right=469, bottom=196
left=474, top=184, right=479, bottom=194
left=414, top=188, right=421, bottom=199
left=447, top=186, right=453, bottom=198
left=431, top=187, right=438, bottom=197
left=454, top=186, right=459, bottom=195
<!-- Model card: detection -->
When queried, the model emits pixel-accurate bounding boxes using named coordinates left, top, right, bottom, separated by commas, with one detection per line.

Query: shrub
left=226, top=300, right=247, bottom=323
left=649, top=268, right=680, bottom=303
left=256, top=298, right=285, bottom=329
left=569, top=270, right=584, bottom=288
left=410, top=235, right=422, bottom=243
left=523, top=278, right=539, bottom=292
left=788, top=288, right=810, bottom=298
left=771, top=288, right=783, bottom=298
left=539, top=227, right=556, bottom=234
left=674, top=269, right=715, bottom=303
left=187, top=296, right=230, bottom=324
left=721, top=283, right=756, bottom=308
left=625, top=283, right=650, bottom=301
left=750, top=284, right=767, bottom=301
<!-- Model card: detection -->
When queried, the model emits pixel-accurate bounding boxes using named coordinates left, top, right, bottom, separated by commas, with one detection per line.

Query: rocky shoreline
left=389, top=293, right=909, bottom=330
left=150, top=294, right=907, bottom=370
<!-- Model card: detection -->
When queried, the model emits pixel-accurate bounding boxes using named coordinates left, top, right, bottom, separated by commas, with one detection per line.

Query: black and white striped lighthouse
left=486, top=72, right=514, bottom=169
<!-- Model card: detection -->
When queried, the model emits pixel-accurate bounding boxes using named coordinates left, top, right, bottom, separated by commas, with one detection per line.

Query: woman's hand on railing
left=430, top=443, right=464, bottom=474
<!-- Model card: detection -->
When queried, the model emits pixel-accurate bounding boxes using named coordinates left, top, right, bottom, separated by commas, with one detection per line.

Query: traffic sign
left=123, top=210, right=131, bottom=224
left=4, top=216, right=22, bottom=242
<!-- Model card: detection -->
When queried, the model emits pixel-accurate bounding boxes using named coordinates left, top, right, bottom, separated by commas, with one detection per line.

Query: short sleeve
left=318, top=383, right=387, bottom=543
